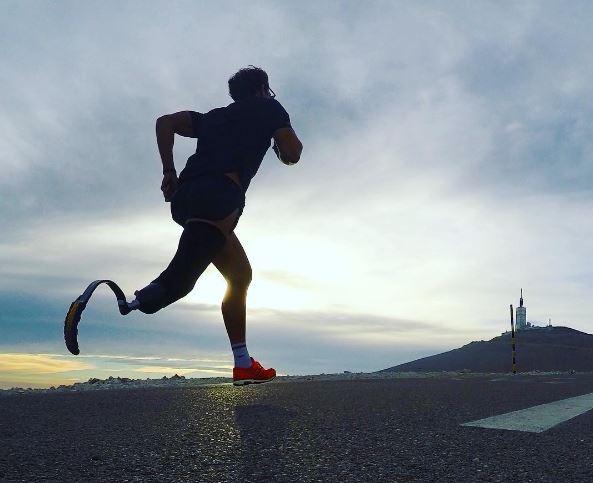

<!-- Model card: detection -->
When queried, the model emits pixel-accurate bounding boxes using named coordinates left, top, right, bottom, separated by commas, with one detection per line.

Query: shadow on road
left=234, top=403, right=296, bottom=479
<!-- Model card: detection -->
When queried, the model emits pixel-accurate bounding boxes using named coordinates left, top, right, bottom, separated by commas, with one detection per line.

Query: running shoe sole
left=233, top=375, right=276, bottom=386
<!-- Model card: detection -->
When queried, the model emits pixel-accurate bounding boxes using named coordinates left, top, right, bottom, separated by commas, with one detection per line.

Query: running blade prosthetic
left=64, top=280, right=132, bottom=355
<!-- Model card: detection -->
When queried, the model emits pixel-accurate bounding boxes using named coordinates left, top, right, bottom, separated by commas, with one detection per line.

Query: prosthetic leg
left=64, top=279, right=134, bottom=355
left=64, top=221, right=226, bottom=355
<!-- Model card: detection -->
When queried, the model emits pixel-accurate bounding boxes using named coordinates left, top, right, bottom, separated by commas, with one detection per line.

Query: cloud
left=0, top=352, right=233, bottom=389
left=73, top=353, right=230, bottom=365
left=132, top=366, right=227, bottom=376
left=259, top=269, right=315, bottom=289
left=0, top=353, right=92, bottom=374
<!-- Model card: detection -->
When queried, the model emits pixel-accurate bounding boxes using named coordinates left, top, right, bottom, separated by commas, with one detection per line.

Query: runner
left=65, top=66, right=303, bottom=386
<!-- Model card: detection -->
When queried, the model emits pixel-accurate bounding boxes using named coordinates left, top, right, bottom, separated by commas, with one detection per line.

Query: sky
left=1, top=1, right=593, bottom=388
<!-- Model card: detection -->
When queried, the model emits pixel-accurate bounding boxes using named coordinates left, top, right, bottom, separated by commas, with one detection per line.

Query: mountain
left=381, top=326, right=593, bottom=373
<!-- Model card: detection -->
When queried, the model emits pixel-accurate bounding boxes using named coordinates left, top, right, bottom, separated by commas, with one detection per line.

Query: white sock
left=127, top=299, right=140, bottom=310
left=231, top=342, right=251, bottom=368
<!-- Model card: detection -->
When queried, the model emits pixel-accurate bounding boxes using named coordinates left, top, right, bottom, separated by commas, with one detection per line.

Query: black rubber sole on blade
left=64, top=300, right=83, bottom=355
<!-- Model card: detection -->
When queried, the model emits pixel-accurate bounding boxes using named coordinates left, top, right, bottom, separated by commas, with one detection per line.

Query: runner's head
left=228, top=66, right=274, bottom=101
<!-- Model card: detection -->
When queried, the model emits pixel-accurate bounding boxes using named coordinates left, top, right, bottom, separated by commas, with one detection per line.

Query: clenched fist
left=161, top=172, right=179, bottom=202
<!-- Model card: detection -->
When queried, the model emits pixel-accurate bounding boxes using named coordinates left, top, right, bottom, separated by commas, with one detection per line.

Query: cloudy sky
left=1, top=1, right=592, bottom=388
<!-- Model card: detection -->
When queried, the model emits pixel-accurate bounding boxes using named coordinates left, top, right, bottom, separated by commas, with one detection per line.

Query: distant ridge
left=382, top=326, right=593, bottom=373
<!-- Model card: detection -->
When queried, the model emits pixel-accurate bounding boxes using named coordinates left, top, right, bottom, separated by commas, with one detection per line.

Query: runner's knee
left=227, top=268, right=252, bottom=289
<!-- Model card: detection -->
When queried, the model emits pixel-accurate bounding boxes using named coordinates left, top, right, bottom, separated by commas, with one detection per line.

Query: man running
left=66, top=66, right=302, bottom=386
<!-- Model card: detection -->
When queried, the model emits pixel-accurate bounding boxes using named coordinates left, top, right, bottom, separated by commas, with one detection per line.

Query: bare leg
left=212, top=232, right=252, bottom=345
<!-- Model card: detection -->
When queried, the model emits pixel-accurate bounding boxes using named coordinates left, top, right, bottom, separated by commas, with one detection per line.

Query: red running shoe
left=233, top=357, right=276, bottom=386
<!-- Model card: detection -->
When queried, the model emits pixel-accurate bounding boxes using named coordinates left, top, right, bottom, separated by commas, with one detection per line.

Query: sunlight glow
left=0, top=353, right=92, bottom=374
left=185, top=228, right=354, bottom=312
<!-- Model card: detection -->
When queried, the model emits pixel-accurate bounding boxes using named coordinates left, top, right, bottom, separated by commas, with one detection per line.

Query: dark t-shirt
left=178, top=97, right=291, bottom=192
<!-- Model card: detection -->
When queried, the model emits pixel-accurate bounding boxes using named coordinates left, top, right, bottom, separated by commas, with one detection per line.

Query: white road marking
left=462, top=392, right=593, bottom=433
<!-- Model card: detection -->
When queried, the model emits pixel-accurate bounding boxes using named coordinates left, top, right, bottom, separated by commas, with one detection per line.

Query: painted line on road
left=462, top=392, right=593, bottom=433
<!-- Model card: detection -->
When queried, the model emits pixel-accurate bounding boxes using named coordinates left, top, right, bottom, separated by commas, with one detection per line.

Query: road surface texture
left=2, top=373, right=593, bottom=482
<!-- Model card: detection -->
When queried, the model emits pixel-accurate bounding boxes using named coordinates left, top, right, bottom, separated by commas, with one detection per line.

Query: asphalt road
left=2, top=374, right=593, bottom=482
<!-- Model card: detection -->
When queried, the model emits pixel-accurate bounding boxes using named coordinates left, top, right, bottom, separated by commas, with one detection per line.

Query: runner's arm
left=155, top=111, right=198, bottom=173
left=273, top=127, right=303, bottom=165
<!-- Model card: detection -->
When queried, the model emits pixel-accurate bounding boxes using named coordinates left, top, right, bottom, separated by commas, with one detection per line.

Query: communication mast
left=515, top=289, right=527, bottom=330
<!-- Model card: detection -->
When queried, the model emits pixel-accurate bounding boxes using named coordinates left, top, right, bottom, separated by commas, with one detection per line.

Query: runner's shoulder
left=219, top=97, right=289, bottom=122
left=241, top=96, right=287, bottom=111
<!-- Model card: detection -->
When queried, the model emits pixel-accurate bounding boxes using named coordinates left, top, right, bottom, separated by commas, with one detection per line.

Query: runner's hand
left=272, top=142, right=296, bottom=165
left=161, top=172, right=178, bottom=202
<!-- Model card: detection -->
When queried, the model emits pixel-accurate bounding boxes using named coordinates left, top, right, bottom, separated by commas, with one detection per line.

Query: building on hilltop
left=516, top=289, right=527, bottom=330
left=501, top=290, right=554, bottom=335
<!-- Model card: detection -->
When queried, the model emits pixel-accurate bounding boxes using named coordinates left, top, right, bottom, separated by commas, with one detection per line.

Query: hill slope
left=382, top=326, right=593, bottom=373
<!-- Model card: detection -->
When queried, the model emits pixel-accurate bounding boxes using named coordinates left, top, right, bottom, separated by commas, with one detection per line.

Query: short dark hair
left=228, top=66, right=269, bottom=102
